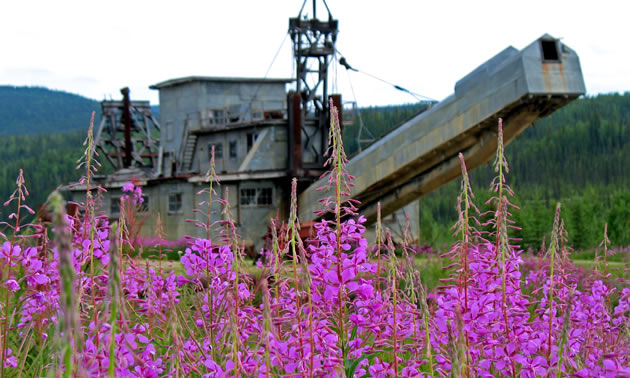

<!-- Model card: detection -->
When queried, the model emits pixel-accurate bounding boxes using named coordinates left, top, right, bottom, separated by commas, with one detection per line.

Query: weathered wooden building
left=71, top=76, right=302, bottom=248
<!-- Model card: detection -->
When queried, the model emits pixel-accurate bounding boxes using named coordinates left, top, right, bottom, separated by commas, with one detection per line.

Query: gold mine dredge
left=68, top=1, right=586, bottom=250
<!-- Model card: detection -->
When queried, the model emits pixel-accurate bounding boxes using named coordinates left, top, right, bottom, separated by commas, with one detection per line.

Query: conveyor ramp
left=299, top=34, right=586, bottom=223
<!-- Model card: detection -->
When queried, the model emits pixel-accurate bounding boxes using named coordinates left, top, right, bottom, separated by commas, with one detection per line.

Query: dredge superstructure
left=70, top=2, right=585, bottom=248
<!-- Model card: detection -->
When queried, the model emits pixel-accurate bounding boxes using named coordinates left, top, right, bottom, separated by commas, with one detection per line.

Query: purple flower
left=3, top=348, right=16, bottom=368
left=5, top=279, right=19, bottom=292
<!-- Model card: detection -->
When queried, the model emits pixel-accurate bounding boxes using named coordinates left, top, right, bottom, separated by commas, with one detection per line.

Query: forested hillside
left=0, top=86, right=159, bottom=136
left=0, top=86, right=99, bottom=135
left=0, top=131, right=85, bottom=215
left=470, top=93, right=630, bottom=193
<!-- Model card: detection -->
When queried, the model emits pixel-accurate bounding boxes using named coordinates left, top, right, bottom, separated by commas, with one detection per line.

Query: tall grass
left=0, top=110, right=627, bottom=376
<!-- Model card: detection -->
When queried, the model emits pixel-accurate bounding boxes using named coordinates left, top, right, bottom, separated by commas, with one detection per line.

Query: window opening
left=257, top=188, right=272, bottom=205
left=209, top=143, right=223, bottom=159
left=229, top=140, right=238, bottom=158
left=209, top=109, right=227, bottom=125
left=251, top=110, right=263, bottom=120
left=541, top=40, right=560, bottom=62
left=228, top=104, right=241, bottom=123
left=140, top=195, right=149, bottom=211
left=240, top=187, right=272, bottom=206
left=240, top=188, right=256, bottom=206
left=169, top=193, right=183, bottom=213
left=110, top=197, right=120, bottom=215
left=246, top=133, right=258, bottom=152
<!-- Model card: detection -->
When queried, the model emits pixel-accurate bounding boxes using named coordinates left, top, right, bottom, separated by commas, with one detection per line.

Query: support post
left=288, top=91, right=303, bottom=176
left=121, top=87, right=133, bottom=168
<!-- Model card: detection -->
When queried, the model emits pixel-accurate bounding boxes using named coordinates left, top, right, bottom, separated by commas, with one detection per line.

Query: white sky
left=2, top=0, right=628, bottom=106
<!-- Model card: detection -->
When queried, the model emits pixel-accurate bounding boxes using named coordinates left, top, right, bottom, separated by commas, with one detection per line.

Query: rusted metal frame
left=288, top=92, right=303, bottom=176
left=290, top=8, right=337, bottom=171
left=299, top=59, right=330, bottom=166
left=318, top=54, right=329, bottom=165
left=121, top=88, right=134, bottom=168
left=94, top=95, right=161, bottom=173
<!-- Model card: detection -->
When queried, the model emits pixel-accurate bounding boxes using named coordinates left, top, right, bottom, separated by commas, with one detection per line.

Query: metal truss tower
left=288, top=0, right=338, bottom=172
left=94, top=87, right=162, bottom=177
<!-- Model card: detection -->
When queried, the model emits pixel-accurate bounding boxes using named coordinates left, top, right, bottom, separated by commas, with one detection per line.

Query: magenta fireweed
left=0, top=117, right=628, bottom=377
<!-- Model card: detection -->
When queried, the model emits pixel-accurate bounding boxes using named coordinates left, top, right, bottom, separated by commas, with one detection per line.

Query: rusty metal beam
left=121, top=87, right=133, bottom=168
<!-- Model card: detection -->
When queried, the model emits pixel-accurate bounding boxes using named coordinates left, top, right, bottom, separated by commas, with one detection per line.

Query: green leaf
left=344, top=352, right=381, bottom=377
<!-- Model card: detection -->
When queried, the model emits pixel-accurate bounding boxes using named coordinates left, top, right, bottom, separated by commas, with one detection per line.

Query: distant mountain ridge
left=0, top=86, right=160, bottom=136
left=0, top=86, right=100, bottom=135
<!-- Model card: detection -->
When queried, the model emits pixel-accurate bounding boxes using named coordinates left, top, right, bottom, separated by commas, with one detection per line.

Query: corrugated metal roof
left=150, top=76, right=294, bottom=89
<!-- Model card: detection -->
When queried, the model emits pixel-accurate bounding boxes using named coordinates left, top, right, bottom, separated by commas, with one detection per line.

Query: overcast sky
left=2, top=0, right=628, bottom=106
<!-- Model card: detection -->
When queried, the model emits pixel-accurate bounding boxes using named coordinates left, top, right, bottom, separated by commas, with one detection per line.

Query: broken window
left=251, top=110, right=263, bottom=120
left=208, top=109, right=227, bottom=125
left=140, top=195, right=149, bottom=212
left=110, top=197, right=120, bottom=215
left=250, top=101, right=264, bottom=120
left=541, top=40, right=560, bottom=62
left=240, top=188, right=256, bottom=206
left=246, top=133, right=258, bottom=152
left=229, top=140, right=238, bottom=158
left=257, top=188, right=272, bottom=205
left=209, top=143, right=223, bottom=160
left=169, top=193, right=183, bottom=213
left=228, top=104, right=241, bottom=123
left=214, top=109, right=226, bottom=125
left=240, top=187, right=273, bottom=206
